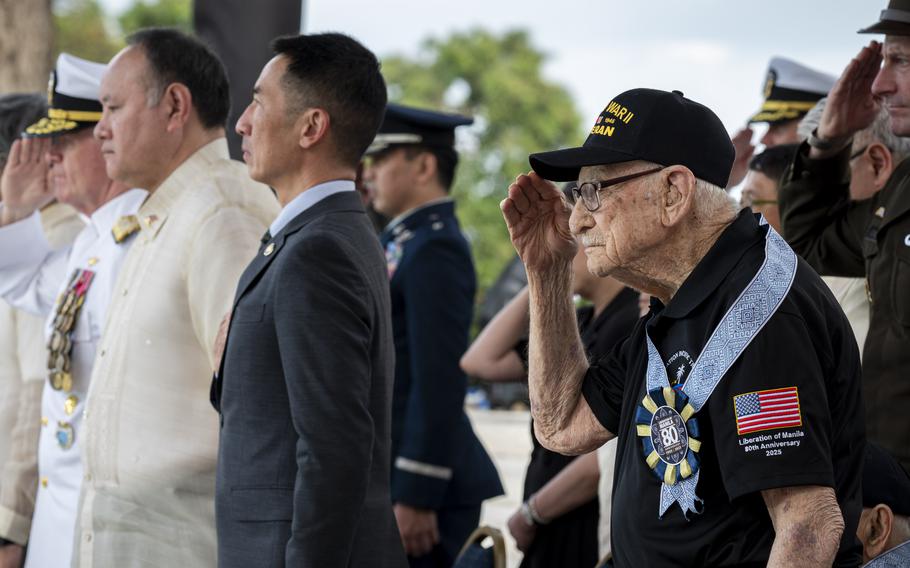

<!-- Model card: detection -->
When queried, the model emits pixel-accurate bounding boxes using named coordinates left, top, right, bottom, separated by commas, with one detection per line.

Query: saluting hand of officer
left=816, top=41, right=883, bottom=151
left=0, top=137, right=54, bottom=227
left=501, top=172, right=577, bottom=273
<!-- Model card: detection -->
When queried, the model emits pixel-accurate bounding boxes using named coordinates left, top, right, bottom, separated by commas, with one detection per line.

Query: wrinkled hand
left=393, top=504, right=439, bottom=557
left=0, top=138, right=53, bottom=226
left=0, top=543, right=24, bottom=568
left=727, top=127, right=755, bottom=188
left=507, top=508, right=537, bottom=553
left=212, top=312, right=231, bottom=372
left=501, top=172, right=577, bottom=273
left=818, top=41, right=882, bottom=141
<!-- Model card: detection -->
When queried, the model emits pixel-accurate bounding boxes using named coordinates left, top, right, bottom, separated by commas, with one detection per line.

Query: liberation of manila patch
left=733, top=386, right=802, bottom=435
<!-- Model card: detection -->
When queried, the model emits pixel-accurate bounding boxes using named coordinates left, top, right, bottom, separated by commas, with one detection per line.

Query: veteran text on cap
left=529, top=88, right=734, bottom=188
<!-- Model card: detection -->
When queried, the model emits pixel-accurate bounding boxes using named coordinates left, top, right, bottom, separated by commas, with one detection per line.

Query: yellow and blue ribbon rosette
left=636, top=386, right=701, bottom=486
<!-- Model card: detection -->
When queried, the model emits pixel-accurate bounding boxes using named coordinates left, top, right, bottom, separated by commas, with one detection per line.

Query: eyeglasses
left=571, top=166, right=664, bottom=212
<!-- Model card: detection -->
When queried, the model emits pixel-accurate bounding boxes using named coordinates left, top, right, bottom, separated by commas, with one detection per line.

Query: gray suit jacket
left=213, top=191, right=406, bottom=567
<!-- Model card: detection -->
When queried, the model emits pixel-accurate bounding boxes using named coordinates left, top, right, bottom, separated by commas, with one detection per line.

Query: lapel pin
left=264, top=243, right=276, bottom=256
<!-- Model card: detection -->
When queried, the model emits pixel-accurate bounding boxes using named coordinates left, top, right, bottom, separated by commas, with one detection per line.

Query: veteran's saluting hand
left=501, top=172, right=577, bottom=273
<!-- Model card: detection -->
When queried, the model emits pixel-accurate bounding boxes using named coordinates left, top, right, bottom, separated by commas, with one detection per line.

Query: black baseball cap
left=529, top=88, right=735, bottom=188
left=863, top=443, right=910, bottom=515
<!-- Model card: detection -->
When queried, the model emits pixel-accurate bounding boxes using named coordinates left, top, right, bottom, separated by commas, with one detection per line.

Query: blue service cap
left=366, top=103, right=473, bottom=155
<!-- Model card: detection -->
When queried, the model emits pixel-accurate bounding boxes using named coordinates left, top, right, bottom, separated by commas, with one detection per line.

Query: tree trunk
left=0, top=0, right=53, bottom=93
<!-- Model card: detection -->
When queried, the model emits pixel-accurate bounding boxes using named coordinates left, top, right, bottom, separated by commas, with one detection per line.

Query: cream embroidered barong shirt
left=74, top=139, right=278, bottom=567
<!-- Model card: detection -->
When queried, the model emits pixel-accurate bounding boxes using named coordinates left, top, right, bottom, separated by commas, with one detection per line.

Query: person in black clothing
left=501, top=88, right=864, bottom=567
left=461, top=240, right=639, bottom=567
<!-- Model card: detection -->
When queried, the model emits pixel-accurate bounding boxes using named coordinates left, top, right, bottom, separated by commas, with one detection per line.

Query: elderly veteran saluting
left=501, top=88, right=865, bottom=567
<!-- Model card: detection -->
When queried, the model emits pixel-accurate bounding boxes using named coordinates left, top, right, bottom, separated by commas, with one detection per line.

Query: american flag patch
left=733, top=387, right=802, bottom=435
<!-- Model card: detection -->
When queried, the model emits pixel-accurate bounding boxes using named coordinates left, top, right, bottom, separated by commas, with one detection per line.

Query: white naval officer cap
left=749, top=57, right=836, bottom=125
left=24, top=53, right=107, bottom=138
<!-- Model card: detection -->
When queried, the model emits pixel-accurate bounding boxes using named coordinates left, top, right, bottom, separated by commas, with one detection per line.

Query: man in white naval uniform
left=0, top=53, right=145, bottom=568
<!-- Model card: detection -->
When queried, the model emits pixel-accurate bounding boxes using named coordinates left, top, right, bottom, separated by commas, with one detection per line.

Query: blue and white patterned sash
left=644, top=218, right=798, bottom=517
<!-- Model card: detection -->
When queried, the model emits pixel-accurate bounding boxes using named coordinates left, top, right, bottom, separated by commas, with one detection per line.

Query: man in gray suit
left=211, top=33, right=407, bottom=567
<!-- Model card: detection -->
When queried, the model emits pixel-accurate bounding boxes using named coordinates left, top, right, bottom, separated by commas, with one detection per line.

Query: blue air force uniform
left=381, top=201, right=502, bottom=516
left=371, top=103, right=503, bottom=565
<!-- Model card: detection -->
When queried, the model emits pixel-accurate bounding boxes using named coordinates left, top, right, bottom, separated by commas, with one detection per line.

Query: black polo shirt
left=581, top=211, right=864, bottom=567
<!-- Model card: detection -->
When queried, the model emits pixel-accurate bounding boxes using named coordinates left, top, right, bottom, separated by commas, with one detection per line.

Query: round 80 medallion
left=650, top=406, right=688, bottom=465
left=635, top=386, right=702, bottom=485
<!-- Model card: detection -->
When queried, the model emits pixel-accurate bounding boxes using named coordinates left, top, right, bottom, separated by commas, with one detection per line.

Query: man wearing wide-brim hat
left=501, top=87, right=864, bottom=566
left=778, top=0, right=910, bottom=474
left=0, top=52, right=147, bottom=568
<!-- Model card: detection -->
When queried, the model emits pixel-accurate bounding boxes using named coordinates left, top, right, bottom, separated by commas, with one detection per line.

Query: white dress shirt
left=821, top=276, right=870, bottom=360
left=0, top=189, right=147, bottom=568
left=269, top=179, right=354, bottom=236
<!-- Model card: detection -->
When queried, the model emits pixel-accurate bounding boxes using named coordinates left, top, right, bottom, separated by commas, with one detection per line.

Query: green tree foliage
left=118, top=0, right=191, bottom=34
left=53, top=0, right=122, bottom=62
left=53, top=0, right=191, bottom=63
left=381, top=28, right=582, bottom=297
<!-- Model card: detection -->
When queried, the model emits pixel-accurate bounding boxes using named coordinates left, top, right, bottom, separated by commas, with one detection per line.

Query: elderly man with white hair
left=501, top=88, right=865, bottom=567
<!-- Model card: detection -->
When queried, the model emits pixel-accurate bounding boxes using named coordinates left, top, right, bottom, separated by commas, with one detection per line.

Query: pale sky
left=100, top=0, right=882, bottom=144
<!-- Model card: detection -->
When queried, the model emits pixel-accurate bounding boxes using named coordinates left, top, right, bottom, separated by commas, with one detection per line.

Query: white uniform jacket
left=0, top=190, right=147, bottom=568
